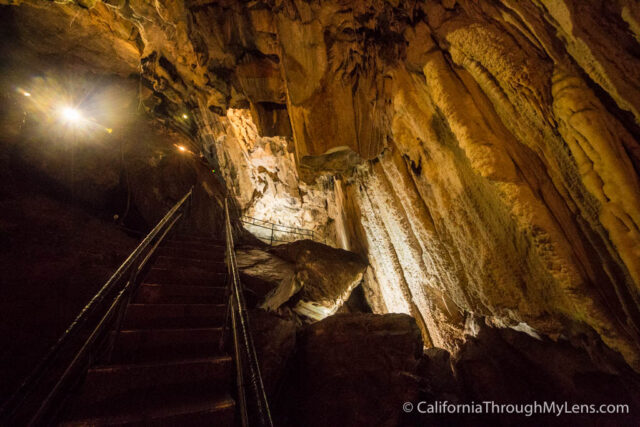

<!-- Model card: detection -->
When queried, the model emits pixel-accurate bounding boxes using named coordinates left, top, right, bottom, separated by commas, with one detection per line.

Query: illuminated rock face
left=213, top=109, right=341, bottom=244
left=237, top=240, right=367, bottom=321
left=2, top=0, right=640, bottom=370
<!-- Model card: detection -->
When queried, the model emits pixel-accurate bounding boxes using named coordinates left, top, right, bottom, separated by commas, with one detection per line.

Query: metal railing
left=0, top=188, right=194, bottom=426
left=223, top=199, right=273, bottom=427
left=241, top=215, right=316, bottom=245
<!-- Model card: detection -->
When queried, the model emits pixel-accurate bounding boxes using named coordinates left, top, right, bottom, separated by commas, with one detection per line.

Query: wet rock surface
left=269, top=240, right=368, bottom=319
left=237, top=246, right=297, bottom=308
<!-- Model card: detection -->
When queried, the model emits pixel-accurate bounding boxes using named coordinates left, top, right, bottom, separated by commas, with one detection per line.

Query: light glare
left=61, top=106, right=82, bottom=123
left=177, top=145, right=186, bottom=152
left=23, top=92, right=31, bottom=97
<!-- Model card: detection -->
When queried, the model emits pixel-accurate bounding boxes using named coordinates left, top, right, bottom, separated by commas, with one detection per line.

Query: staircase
left=60, top=235, right=235, bottom=426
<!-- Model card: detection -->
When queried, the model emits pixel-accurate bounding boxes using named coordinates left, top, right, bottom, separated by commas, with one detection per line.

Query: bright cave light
left=177, top=145, right=187, bottom=152
left=60, top=106, right=83, bottom=124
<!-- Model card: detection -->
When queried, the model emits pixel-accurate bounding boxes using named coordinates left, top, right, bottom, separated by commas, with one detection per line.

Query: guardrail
left=241, top=215, right=316, bottom=245
left=223, top=200, right=273, bottom=427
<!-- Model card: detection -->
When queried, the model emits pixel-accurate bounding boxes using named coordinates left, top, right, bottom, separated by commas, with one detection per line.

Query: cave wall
left=332, top=1, right=640, bottom=368
left=271, top=0, right=640, bottom=368
left=1, top=0, right=640, bottom=370
left=231, top=0, right=640, bottom=367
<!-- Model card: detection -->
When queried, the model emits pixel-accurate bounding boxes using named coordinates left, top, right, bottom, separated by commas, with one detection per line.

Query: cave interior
left=1, top=0, right=640, bottom=426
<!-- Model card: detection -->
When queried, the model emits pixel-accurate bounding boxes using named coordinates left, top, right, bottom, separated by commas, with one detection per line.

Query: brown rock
left=249, top=309, right=297, bottom=400
left=283, top=313, right=422, bottom=427
left=451, top=321, right=640, bottom=426
left=237, top=241, right=368, bottom=320
left=269, top=240, right=368, bottom=320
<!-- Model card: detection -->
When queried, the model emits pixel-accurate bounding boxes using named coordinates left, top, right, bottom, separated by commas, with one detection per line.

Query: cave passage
left=2, top=1, right=640, bottom=426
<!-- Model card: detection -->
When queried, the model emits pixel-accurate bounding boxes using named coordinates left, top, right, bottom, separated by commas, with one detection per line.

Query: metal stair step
left=122, top=303, right=226, bottom=329
left=134, top=284, right=227, bottom=304
left=157, top=246, right=225, bottom=261
left=154, top=255, right=226, bottom=270
left=109, top=327, right=225, bottom=364
left=68, top=357, right=233, bottom=410
left=163, top=240, right=226, bottom=253
left=61, top=389, right=235, bottom=426
left=144, top=267, right=225, bottom=286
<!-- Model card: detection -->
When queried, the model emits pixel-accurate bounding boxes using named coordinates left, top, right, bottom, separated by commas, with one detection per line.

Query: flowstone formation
left=2, top=0, right=640, bottom=372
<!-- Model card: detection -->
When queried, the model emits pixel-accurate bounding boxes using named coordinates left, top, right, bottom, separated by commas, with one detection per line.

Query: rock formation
left=237, top=240, right=367, bottom=320
left=2, top=0, right=640, bottom=407
left=265, top=313, right=640, bottom=427
left=278, top=313, right=423, bottom=427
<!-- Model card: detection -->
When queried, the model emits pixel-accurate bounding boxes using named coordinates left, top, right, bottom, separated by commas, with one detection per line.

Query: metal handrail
left=241, top=215, right=315, bottom=235
left=240, top=215, right=315, bottom=245
left=224, top=199, right=273, bottom=427
left=0, top=188, right=194, bottom=426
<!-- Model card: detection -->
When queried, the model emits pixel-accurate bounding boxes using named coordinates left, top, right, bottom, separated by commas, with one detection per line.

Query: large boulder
left=236, top=246, right=297, bottom=309
left=249, top=309, right=297, bottom=400
left=237, top=240, right=368, bottom=321
left=281, top=313, right=422, bottom=427
left=411, top=319, right=640, bottom=426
